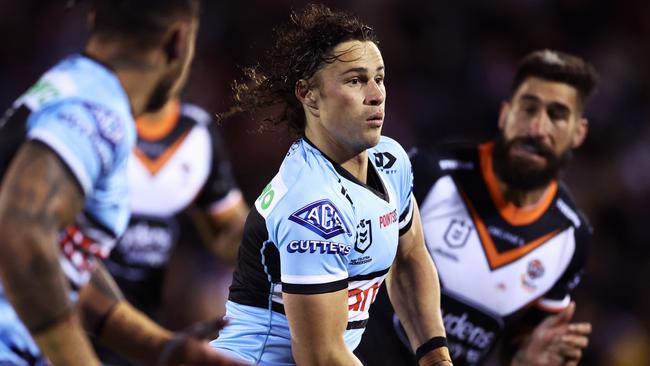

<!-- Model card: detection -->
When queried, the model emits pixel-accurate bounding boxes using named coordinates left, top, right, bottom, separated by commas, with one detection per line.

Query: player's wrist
left=416, top=336, right=453, bottom=366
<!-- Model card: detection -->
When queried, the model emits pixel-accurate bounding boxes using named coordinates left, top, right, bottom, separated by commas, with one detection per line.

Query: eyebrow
left=520, top=94, right=572, bottom=114
left=339, top=66, right=385, bottom=76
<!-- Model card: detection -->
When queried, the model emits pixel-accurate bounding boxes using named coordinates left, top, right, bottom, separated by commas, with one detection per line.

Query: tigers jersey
left=104, top=100, right=242, bottom=315
left=212, top=136, right=414, bottom=365
left=356, top=142, right=590, bottom=366
left=0, top=54, right=136, bottom=365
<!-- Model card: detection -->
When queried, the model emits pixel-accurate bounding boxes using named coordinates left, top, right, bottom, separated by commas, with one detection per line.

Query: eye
left=375, top=76, right=384, bottom=85
left=347, top=77, right=361, bottom=85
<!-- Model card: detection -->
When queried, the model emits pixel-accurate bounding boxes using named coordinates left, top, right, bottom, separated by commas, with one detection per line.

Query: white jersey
left=357, top=142, right=590, bottom=366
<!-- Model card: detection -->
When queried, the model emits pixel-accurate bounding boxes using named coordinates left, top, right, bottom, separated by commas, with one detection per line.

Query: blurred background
left=1, top=0, right=649, bottom=364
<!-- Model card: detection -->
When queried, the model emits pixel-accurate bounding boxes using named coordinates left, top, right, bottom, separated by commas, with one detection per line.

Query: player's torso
left=415, top=144, right=581, bottom=364
left=0, top=54, right=135, bottom=286
left=228, top=137, right=411, bottom=354
left=108, top=103, right=214, bottom=281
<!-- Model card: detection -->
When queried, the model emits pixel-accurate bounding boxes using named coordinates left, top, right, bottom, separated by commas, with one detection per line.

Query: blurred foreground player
left=357, top=50, right=597, bottom=366
left=0, top=1, right=247, bottom=365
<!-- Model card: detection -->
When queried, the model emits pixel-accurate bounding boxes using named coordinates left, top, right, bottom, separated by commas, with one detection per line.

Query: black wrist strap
left=415, top=336, right=448, bottom=361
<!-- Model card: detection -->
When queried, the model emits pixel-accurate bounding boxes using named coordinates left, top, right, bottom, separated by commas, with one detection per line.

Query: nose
left=529, top=109, right=551, bottom=137
left=365, top=80, right=385, bottom=106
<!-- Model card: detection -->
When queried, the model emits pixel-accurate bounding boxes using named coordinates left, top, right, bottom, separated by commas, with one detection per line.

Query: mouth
left=366, top=113, right=384, bottom=127
left=509, top=140, right=549, bottom=165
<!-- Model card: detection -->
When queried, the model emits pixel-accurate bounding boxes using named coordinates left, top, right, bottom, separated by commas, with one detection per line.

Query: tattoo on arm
left=0, top=141, right=84, bottom=331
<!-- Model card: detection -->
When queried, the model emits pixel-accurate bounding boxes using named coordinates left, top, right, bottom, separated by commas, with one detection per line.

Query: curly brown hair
left=228, top=4, right=378, bottom=136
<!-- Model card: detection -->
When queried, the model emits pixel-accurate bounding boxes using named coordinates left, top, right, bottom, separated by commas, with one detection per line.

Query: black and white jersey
left=104, top=100, right=242, bottom=314
left=357, top=142, right=590, bottom=366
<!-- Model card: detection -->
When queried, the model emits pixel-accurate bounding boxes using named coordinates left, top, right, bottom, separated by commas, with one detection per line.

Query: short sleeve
left=27, top=101, right=130, bottom=195
left=536, top=223, right=591, bottom=313
left=396, top=144, right=414, bottom=236
left=195, top=124, right=242, bottom=214
left=272, top=197, right=354, bottom=295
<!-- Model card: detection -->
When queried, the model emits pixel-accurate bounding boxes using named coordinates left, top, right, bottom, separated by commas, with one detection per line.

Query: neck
left=305, top=125, right=369, bottom=183
left=498, top=179, right=551, bottom=207
left=85, top=38, right=163, bottom=117
left=138, top=97, right=179, bottom=124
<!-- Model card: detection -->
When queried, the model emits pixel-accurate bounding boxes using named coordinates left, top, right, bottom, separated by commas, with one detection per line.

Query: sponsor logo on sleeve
left=289, top=199, right=351, bottom=239
left=286, top=240, right=351, bottom=255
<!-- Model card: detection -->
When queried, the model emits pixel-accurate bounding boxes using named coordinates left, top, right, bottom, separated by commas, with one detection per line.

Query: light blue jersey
left=0, top=54, right=136, bottom=365
left=212, top=137, right=414, bottom=365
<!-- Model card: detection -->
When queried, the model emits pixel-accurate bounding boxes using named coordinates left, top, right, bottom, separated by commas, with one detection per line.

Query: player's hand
left=157, top=318, right=251, bottom=366
left=512, top=302, right=591, bottom=366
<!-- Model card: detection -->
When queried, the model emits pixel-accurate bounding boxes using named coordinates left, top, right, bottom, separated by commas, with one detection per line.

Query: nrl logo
left=355, top=219, right=373, bottom=253
left=289, top=199, right=351, bottom=239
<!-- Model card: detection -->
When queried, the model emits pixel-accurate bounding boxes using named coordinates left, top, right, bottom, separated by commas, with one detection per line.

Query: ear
left=162, top=21, right=190, bottom=64
left=497, top=101, right=510, bottom=130
left=295, top=79, right=318, bottom=110
left=571, top=117, right=588, bottom=148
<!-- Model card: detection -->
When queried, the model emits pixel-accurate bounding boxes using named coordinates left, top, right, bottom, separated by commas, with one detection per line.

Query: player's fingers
left=559, top=345, right=582, bottom=361
left=567, top=322, right=591, bottom=335
left=564, top=360, right=579, bottom=366
left=540, top=302, right=576, bottom=328
left=561, top=334, right=589, bottom=348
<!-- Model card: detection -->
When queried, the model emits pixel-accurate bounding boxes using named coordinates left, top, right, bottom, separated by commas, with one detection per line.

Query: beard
left=144, top=64, right=183, bottom=113
left=492, top=133, right=572, bottom=190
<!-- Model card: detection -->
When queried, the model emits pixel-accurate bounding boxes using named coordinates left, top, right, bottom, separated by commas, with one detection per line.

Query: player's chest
left=128, top=127, right=211, bottom=216
left=341, top=178, right=400, bottom=276
left=420, top=177, right=576, bottom=315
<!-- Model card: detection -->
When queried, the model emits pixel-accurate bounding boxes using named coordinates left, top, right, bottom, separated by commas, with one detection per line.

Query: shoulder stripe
left=556, top=198, right=581, bottom=228
left=180, top=103, right=212, bottom=125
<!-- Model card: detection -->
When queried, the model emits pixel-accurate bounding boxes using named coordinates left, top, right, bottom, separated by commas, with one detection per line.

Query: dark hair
left=229, top=4, right=378, bottom=136
left=90, top=0, right=200, bottom=48
left=512, top=49, right=598, bottom=109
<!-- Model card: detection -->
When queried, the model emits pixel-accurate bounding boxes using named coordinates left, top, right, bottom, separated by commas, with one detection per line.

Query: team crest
left=355, top=219, right=373, bottom=253
left=521, top=258, right=545, bottom=292
left=444, top=219, right=471, bottom=248
left=289, top=199, right=350, bottom=239
left=527, top=259, right=545, bottom=279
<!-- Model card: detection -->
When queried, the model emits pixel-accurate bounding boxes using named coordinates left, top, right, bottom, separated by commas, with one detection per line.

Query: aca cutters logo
left=289, top=199, right=351, bottom=239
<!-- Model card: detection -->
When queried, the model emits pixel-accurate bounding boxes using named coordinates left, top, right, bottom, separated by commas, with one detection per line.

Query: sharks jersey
left=0, top=54, right=136, bottom=365
left=357, top=142, right=590, bottom=366
left=212, top=136, right=414, bottom=365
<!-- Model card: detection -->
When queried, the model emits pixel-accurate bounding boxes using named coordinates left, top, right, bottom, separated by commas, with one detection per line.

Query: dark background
left=1, top=1, right=649, bottom=364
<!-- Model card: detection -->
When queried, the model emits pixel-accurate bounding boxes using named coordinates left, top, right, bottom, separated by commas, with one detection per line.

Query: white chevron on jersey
left=421, top=175, right=576, bottom=317
left=129, top=124, right=212, bottom=217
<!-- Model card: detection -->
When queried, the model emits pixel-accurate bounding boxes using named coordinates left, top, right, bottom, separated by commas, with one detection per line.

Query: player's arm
left=284, top=289, right=363, bottom=366
left=0, top=141, right=100, bottom=365
left=386, top=198, right=452, bottom=366
left=194, top=196, right=248, bottom=264
left=78, top=262, right=249, bottom=366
